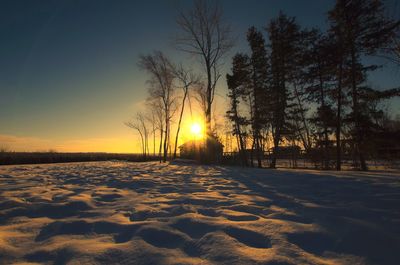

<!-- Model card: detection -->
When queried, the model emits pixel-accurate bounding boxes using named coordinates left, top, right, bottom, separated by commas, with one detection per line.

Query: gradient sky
left=1, top=0, right=399, bottom=153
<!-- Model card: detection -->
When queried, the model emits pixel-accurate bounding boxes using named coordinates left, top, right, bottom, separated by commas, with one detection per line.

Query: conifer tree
left=266, top=12, right=303, bottom=168
left=226, top=54, right=251, bottom=166
left=246, top=27, right=270, bottom=168
left=303, top=31, right=337, bottom=168
left=328, top=0, right=399, bottom=170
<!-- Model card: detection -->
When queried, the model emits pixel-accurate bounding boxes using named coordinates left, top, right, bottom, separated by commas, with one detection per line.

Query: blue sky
left=0, top=0, right=399, bottom=152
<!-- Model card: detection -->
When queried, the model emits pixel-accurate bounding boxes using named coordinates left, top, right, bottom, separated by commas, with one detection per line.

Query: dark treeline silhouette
left=226, top=0, right=400, bottom=170
left=0, top=152, right=159, bottom=166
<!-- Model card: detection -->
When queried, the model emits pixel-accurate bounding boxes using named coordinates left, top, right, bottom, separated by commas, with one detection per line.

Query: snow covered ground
left=0, top=161, right=399, bottom=265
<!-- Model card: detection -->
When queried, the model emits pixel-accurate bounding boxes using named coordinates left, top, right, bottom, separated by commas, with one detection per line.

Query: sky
left=1, top=0, right=399, bottom=153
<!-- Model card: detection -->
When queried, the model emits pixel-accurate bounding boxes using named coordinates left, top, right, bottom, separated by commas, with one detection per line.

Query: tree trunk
left=256, top=135, right=262, bottom=168
left=317, top=58, right=329, bottom=169
left=239, top=133, right=248, bottom=167
left=138, top=130, right=144, bottom=159
left=153, top=125, right=156, bottom=157
left=250, top=139, right=255, bottom=167
left=350, top=46, right=367, bottom=170
left=336, top=60, right=343, bottom=171
left=235, top=120, right=248, bottom=166
left=205, top=60, right=213, bottom=141
left=270, top=135, right=279, bottom=169
left=173, top=90, right=188, bottom=159
left=159, top=128, right=163, bottom=163
left=293, top=83, right=312, bottom=153
left=163, top=122, right=168, bottom=162
left=144, top=130, right=148, bottom=161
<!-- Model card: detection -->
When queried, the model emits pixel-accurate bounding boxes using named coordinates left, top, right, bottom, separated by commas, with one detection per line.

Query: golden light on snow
left=190, top=122, right=203, bottom=138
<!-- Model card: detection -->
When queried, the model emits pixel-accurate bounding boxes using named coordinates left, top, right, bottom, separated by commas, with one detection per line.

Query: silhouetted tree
left=285, top=28, right=317, bottom=158
left=172, top=64, right=199, bottom=159
left=247, top=27, right=270, bottom=168
left=221, top=1, right=399, bottom=169
left=266, top=12, right=303, bottom=168
left=328, top=0, right=400, bottom=170
left=226, top=54, right=251, bottom=166
left=303, top=31, right=337, bottom=168
left=176, top=0, right=233, bottom=143
left=139, top=51, right=175, bottom=162
left=125, top=112, right=149, bottom=159
left=147, top=98, right=165, bottom=162
left=145, top=105, right=158, bottom=157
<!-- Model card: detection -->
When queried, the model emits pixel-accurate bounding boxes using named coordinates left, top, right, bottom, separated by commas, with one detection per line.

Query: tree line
left=226, top=0, right=400, bottom=170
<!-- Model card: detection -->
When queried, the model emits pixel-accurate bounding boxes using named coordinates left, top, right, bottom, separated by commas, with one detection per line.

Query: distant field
left=0, top=152, right=159, bottom=165
left=2, top=152, right=399, bottom=172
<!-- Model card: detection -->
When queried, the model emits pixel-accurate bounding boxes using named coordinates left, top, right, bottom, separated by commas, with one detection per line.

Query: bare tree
left=125, top=121, right=144, bottom=157
left=147, top=98, right=165, bottom=162
left=125, top=112, right=149, bottom=159
left=172, top=64, right=199, bottom=159
left=138, top=112, right=150, bottom=157
left=146, top=107, right=158, bottom=156
left=139, top=51, right=175, bottom=162
left=176, top=0, right=233, bottom=139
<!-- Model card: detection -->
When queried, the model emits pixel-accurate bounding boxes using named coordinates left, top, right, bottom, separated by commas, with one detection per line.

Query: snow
left=0, top=161, right=399, bottom=265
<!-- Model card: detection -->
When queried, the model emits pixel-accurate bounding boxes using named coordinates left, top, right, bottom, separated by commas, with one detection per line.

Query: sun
left=190, top=122, right=203, bottom=138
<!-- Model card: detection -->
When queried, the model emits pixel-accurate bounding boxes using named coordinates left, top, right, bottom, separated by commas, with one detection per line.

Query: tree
left=303, top=31, right=337, bottom=168
left=247, top=27, right=270, bottom=168
left=172, top=64, right=199, bottom=159
left=176, top=0, right=233, bottom=142
left=266, top=12, right=303, bottom=168
left=284, top=28, right=316, bottom=163
left=138, top=51, right=176, bottom=162
left=145, top=105, right=159, bottom=157
left=226, top=53, right=251, bottom=166
left=328, top=0, right=400, bottom=170
left=125, top=112, right=149, bottom=159
left=153, top=99, right=165, bottom=162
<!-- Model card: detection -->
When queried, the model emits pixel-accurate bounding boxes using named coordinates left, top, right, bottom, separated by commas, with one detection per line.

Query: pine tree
left=328, top=0, right=399, bottom=170
left=246, top=27, right=270, bottom=168
left=303, top=31, right=337, bottom=169
left=226, top=54, right=251, bottom=166
left=266, top=12, right=304, bottom=168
